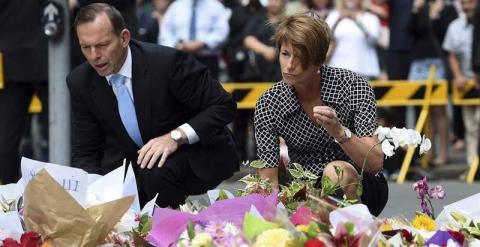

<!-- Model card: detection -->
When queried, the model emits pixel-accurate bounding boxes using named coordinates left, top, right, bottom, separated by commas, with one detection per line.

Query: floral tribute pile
left=1, top=127, right=480, bottom=247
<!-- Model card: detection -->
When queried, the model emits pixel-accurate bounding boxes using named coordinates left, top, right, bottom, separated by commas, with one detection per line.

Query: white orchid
left=419, top=135, right=432, bottom=155
left=374, top=126, right=392, bottom=141
left=374, top=126, right=431, bottom=158
left=381, top=139, right=395, bottom=157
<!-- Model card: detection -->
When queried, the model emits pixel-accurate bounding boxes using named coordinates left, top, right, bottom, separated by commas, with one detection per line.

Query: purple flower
left=429, top=185, right=446, bottom=199
left=421, top=200, right=431, bottom=216
left=412, top=177, right=429, bottom=194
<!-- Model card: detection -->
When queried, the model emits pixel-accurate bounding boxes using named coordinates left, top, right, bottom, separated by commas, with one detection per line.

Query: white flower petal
left=381, top=140, right=395, bottom=157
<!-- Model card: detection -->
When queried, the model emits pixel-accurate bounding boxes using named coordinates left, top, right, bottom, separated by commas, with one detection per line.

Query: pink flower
left=429, top=185, right=446, bottom=199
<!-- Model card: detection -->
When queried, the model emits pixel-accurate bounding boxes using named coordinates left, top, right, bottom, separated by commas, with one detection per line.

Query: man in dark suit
left=0, top=0, right=48, bottom=184
left=67, top=3, right=239, bottom=208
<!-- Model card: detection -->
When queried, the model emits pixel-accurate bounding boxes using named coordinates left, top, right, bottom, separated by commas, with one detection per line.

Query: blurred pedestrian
left=0, top=0, right=48, bottom=184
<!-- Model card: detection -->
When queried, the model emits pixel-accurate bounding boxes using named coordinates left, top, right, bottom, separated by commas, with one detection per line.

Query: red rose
left=448, top=230, right=465, bottom=245
left=400, top=229, right=413, bottom=243
left=19, top=232, right=41, bottom=247
left=1, top=238, right=21, bottom=247
left=304, top=238, right=326, bottom=247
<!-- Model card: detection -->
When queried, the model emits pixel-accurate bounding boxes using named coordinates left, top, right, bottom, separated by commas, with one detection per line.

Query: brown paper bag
left=23, top=169, right=134, bottom=246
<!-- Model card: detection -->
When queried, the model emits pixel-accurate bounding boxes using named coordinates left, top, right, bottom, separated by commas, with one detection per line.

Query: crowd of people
left=0, top=0, right=479, bottom=214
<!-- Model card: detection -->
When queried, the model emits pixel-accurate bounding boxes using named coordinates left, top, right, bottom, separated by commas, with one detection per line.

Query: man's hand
left=137, top=133, right=179, bottom=169
left=454, top=75, right=468, bottom=91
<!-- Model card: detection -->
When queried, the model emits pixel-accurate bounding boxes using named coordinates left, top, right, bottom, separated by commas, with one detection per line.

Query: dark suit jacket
left=0, top=0, right=48, bottom=83
left=67, top=40, right=239, bottom=181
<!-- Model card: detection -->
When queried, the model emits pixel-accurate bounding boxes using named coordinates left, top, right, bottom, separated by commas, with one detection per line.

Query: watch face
left=171, top=130, right=182, bottom=140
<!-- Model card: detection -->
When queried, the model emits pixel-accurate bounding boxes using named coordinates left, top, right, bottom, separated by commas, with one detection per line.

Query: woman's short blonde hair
left=273, top=11, right=331, bottom=68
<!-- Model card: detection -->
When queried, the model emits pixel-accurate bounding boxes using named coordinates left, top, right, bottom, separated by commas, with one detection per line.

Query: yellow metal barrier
left=223, top=80, right=448, bottom=109
left=452, top=80, right=480, bottom=106
left=0, top=53, right=4, bottom=89
left=396, top=66, right=436, bottom=184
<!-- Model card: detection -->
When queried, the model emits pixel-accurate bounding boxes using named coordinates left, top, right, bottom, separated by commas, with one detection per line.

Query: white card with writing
left=0, top=211, right=24, bottom=241
left=20, top=157, right=88, bottom=206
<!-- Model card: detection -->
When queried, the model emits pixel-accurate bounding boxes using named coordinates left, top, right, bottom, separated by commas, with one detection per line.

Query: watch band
left=334, top=128, right=352, bottom=144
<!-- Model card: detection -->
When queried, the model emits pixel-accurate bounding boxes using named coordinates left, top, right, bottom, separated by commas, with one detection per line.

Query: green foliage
left=137, top=213, right=152, bottom=234
left=217, top=189, right=229, bottom=201
left=187, top=219, right=195, bottom=241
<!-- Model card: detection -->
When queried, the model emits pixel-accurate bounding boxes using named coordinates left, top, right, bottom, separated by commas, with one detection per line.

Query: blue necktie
left=110, top=74, right=143, bottom=147
left=189, top=0, right=198, bottom=40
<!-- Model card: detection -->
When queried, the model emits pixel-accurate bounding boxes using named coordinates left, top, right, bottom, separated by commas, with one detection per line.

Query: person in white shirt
left=325, top=0, right=381, bottom=79
left=443, top=0, right=479, bottom=169
left=159, top=0, right=229, bottom=79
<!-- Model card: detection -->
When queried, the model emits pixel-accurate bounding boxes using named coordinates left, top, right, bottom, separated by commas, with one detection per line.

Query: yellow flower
left=411, top=214, right=437, bottom=231
left=253, top=228, right=293, bottom=247
left=295, top=224, right=309, bottom=233
left=191, top=232, right=214, bottom=247
left=380, top=223, right=393, bottom=232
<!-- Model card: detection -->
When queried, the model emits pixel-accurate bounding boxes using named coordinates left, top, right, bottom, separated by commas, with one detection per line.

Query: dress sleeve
left=254, top=92, right=280, bottom=168
left=350, top=75, right=378, bottom=137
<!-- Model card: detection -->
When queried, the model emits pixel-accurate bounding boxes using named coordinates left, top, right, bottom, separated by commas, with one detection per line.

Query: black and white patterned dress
left=254, top=65, right=378, bottom=176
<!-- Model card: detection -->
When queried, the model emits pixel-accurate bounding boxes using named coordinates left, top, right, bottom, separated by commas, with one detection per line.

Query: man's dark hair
left=74, top=3, right=126, bottom=36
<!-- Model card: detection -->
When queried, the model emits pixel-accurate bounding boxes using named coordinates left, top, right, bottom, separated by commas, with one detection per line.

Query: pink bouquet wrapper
left=146, top=193, right=278, bottom=246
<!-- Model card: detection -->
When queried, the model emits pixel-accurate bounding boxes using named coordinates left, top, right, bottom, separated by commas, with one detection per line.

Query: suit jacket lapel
left=130, top=42, right=153, bottom=142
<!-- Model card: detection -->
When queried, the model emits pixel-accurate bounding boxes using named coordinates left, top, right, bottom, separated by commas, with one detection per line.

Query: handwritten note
left=21, top=157, right=88, bottom=206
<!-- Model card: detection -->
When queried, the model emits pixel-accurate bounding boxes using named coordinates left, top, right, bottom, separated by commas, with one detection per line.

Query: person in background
left=325, top=0, right=381, bottom=80
left=408, top=0, right=457, bottom=167
left=159, top=0, right=229, bottom=79
left=254, top=12, right=388, bottom=216
left=443, top=0, right=479, bottom=174
left=135, top=0, right=159, bottom=43
left=242, top=0, right=284, bottom=82
left=0, top=0, right=48, bottom=184
left=306, top=0, right=334, bottom=20
left=68, top=3, right=239, bottom=207
left=225, top=0, right=265, bottom=82
left=226, top=0, right=266, bottom=161
left=151, top=0, right=174, bottom=40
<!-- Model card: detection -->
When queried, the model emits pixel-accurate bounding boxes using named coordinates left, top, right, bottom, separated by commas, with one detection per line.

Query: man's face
left=76, top=12, right=130, bottom=77
left=461, top=0, right=477, bottom=19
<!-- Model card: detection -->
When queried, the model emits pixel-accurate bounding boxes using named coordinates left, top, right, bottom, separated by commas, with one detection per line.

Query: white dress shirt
left=326, top=10, right=381, bottom=78
left=106, top=47, right=200, bottom=144
left=159, top=0, right=229, bottom=56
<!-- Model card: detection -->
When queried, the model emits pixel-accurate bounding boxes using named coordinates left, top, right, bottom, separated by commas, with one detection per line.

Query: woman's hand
left=313, top=106, right=344, bottom=139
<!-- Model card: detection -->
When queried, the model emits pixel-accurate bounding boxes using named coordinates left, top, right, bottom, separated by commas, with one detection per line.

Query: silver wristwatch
left=334, top=127, right=352, bottom=144
left=170, top=130, right=185, bottom=145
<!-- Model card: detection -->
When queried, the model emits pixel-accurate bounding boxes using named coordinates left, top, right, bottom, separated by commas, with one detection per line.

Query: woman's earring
left=317, top=68, right=321, bottom=74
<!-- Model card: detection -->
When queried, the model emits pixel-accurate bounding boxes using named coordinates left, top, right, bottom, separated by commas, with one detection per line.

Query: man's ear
left=121, top=29, right=131, bottom=47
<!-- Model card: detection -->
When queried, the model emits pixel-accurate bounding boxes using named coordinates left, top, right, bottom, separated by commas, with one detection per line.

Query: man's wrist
left=170, top=129, right=187, bottom=145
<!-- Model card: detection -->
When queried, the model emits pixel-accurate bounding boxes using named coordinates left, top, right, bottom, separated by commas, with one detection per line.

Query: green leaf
left=293, top=163, right=305, bottom=173
left=187, top=219, right=195, bottom=241
left=334, top=165, right=342, bottom=177
left=249, top=160, right=266, bottom=169
left=289, top=168, right=303, bottom=179
left=243, top=213, right=279, bottom=241
left=356, top=184, right=363, bottom=198
left=451, top=212, right=468, bottom=225
left=306, top=222, right=319, bottom=238
left=316, top=222, right=333, bottom=235
left=217, top=189, right=228, bottom=201
left=345, top=222, right=355, bottom=235
left=304, top=171, right=319, bottom=180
